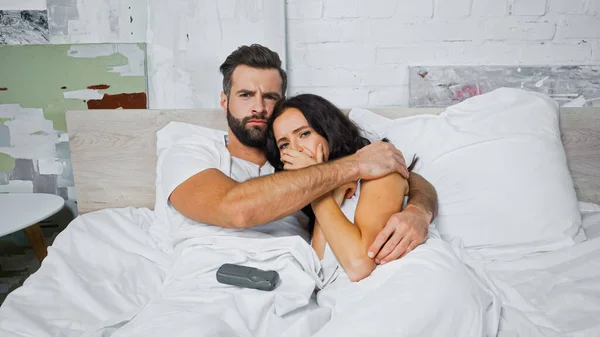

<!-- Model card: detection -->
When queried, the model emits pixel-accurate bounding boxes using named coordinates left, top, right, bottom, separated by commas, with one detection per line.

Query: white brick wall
left=292, top=87, right=370, bottom=106
left=509, top=0, right=547, bottom=16
left=589, top=1, right=600, bottom=15
left=146, top=0, right=599, bottom=109
left=547, top=0, right=587, bottom=15
left=472, top=0, right=507, bottom=17
left=286, top=1, right=323, bottom=19
left=324, top=0, right=360, bottom=18
left=362, top=0, right=399, bottom=19
left=484, top=18, right=556, bottom=41
left=286, top=0, right=599, bottom=108
left=556, top=16, right=600, bottom=39
left=593, top=41, right=600, bottom=62
left=435, top=0, right=472, bottom=18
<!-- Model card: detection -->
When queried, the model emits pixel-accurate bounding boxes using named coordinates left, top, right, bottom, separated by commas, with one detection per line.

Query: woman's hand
left=332, top=181, right=358, bottom=206
left=281, top=144, right=325, bottom=170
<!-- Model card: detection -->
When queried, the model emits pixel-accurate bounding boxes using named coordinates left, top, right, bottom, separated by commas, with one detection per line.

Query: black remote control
left=216, top=263, right=280, bottom=291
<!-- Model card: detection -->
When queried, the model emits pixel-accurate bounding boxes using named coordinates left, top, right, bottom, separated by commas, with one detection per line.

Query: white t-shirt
left=154, top=131, right=311, bottom=246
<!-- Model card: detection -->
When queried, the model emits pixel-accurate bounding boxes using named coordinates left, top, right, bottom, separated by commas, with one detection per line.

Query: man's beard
left=226, top=108, right=268, bottom=148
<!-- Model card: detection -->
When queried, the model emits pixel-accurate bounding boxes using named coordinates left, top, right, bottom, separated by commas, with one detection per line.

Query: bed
left=0, top=92, right=599, bottom=336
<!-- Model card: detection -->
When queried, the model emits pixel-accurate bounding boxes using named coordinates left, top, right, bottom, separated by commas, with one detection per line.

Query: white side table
left=0, top=193, right=65, bottom=263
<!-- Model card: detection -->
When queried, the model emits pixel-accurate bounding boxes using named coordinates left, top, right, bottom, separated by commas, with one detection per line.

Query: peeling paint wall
left=0, top=10, right=49, bottom=44
left=409, top=66, right=600, bottom=107
left=0, top=1, right=47, bottom=11
left=46, top=0, right=147, bottom=44
left=0, top=44, right=147, bottom=235
left=2, top=0, right=600, bottom=110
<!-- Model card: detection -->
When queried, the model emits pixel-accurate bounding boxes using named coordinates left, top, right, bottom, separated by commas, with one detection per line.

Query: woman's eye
left=300, top=131, right=311, bottom=138
left=279, top=143, right=288, bottom=150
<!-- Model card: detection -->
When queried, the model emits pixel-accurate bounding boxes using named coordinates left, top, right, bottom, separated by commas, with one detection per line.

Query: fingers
left=281, top=149, right=300, bottom=158
left=374, top=229, right=403, bottom=261
left=345, top=186, right=356, bottom=198
left=344, top=181, right=358, bottom=198
left=283, top=148, right=316, bottom=161
left=301, top=146, right=315, bottom=158
left=394, top=150, right=406, bottom=167
left=280, top=154, right=295, bottom=164
left=394, top=147, right=405, bottom=162
left=367, top=224, right=394, bottom=258
left=370, top=209, right=429, bottom=264
left=281, top=149, right=320, bottom=171
left=398, top=163, right=409, bottom=179
left=393, top=154, right=409, bottom=179
left=392, top=154, right=405, bottom=167
left=281, top=154, right=300, bottom=170
left=282, top=149, right=303, bottom=158
left=380, top=236, right=410, bottom=264
left=400, top=240, right=419, bottom=259
left=391, top=147, right=409, bottom=178
left=314, top=144, right=323, bottom=163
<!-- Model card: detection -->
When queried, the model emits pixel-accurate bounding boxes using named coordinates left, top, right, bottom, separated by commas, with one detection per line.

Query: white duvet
left=481, top=203, right=600, bottom=337
left=1, top=203, right=599, bottom=337
left=0, top=207, right=171, bottom=337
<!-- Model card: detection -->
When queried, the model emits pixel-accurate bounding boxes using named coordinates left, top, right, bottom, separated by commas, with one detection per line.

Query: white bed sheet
left=0, top=207, right=172, bottom=337
left=75, top=224, right=498, bottom=337
left=1, top=202, right=599, bottom=337
left=0, top=207, right=499, bottom=337
left=479, top=202, right=600, bottom=337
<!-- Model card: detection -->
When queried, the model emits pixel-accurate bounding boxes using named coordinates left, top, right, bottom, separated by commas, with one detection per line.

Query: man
left=164, top=44, right=438, bottom=264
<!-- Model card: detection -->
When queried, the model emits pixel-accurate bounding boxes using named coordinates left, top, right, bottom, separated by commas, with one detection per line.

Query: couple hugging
left=151, top=44, right=498, bottom=337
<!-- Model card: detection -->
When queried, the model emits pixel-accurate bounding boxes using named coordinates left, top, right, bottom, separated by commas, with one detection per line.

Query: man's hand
left=367, top=204, right=432, bottom=264
left=352, top=141, right=409, bottom=180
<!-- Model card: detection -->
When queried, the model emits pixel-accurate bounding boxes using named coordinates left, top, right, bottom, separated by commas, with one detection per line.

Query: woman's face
left=272, top=107, right=330, bottom=164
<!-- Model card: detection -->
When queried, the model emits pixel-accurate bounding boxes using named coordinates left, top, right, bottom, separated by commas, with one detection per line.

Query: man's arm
left=169, top=141, right=408, bottom=230
left=367, top=173, right=438, bottom=263
left=170, top=160, right=357, bottom=229
left=405, top=172, right=438, bottom=221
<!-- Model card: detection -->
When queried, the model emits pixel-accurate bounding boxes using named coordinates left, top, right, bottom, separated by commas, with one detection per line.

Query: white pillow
left=349, top=88, right=584, bottom=259
left=156, top=121, right=227, bottom=152
left=153, top=121, right=227, bottom=216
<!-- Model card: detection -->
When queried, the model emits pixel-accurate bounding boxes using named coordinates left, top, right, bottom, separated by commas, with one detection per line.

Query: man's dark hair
left=219, top=44, right=288, bottom=97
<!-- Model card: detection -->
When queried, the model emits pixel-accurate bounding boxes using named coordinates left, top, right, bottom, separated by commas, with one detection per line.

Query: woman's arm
left=311, top=220, right=326, bottom=260
left=311, top=173, right=408, bottom=282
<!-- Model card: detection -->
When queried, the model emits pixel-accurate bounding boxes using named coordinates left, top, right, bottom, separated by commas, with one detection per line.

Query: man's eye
left=265, top=95, right=278, bottom=101
left=240, top=93, right=250, bottom=97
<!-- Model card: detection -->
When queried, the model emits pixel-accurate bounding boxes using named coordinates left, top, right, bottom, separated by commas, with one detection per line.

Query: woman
left=264, top=95, right=501, bottom=337
left=265, top=93, right=416, bottom=283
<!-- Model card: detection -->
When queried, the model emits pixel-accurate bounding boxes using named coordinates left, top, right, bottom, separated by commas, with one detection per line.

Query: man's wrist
left=404, top=204, right=433, bottom=224
left=335, top=155, right=361, bottom=182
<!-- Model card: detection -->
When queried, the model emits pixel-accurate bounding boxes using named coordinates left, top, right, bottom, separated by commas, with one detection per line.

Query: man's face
left=221, top=65, right=283, bottom=148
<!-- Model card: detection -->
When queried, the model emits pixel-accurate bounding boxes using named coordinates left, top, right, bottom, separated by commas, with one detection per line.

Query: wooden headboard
left=65, top=107, right=600, bottom=214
